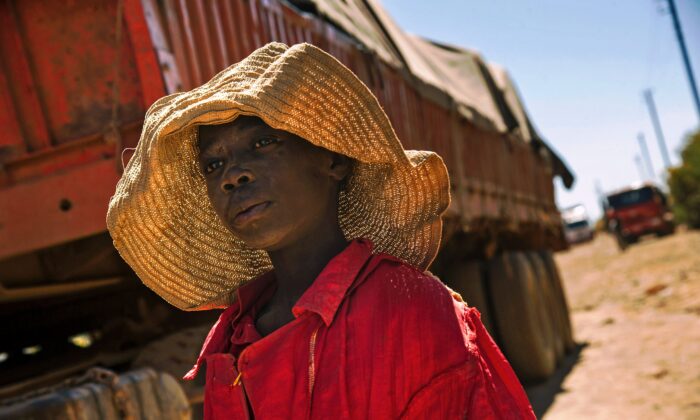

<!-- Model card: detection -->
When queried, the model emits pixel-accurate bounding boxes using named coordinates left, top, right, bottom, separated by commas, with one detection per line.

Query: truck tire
left=615, top=230, right=628, bottom=251
left=443, top=260, right=494, bottom=335
left=487, top=252, right=556, bottom=381
left=539, top=251, right=576, bottom=351
left=0, top=368, right=190, bottom=420
left=526, top=252, right=565, bottom=363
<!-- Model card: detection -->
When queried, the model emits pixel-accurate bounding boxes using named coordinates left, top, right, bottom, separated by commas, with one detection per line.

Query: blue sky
left=382, top=0, right=700, bottom=220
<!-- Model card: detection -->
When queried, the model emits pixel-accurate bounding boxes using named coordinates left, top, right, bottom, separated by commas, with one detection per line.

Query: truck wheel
left=487, top=252, right=556, bottom=381
left=444, top=260, right=494, bottom=335
left=656, top=224, right=675, bottom=237
left=0, top=368, right=190, bottom=420
left=540, top=250, right=576, bottom=352
left=526, top=252, right=565, bottom=363
left=615, top=231, right=628, bottom=251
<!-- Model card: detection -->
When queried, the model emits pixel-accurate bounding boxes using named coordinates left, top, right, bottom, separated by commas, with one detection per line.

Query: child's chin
left=236, top=229, right=291, bottom=253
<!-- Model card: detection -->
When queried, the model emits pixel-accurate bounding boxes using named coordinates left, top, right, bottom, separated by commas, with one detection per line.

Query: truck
left=0, top=0, right=575, bottom=415
left=605, top=183, right=675, bottom=250
left=561, top=204, right=594, bottom=245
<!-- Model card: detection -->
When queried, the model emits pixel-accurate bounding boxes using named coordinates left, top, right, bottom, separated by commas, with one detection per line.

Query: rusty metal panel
left=4, top=0, right=146, bottom=147
left=217, top=1, right=243, bottom=63
left=0, top=159, right=122, bottom=259
left=404, top=85, right=422, bottom=151
left=0, top=63, right=24, bottom=155
left=176, top=0, right=203, bottom=87
left=159, top=0, right=192, bottom=90
left=207, top=1, right=231, bottom=70
left=251, top=0, right=270, bottom=44
left=0, top=0, right=160, bottom=256
left=190, top=0, right=218, bottom=80
left=3, top=122, right=141, bottom=186
left=0, top=1, right=51, bottom=153
left=124, top=0, right=168, bottom=106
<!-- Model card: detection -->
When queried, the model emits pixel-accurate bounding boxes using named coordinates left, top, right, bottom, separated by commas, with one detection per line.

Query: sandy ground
left=526, top=228, right=700, bottom=419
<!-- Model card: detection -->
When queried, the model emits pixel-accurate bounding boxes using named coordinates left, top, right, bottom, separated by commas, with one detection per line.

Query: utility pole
left=594, top=179, right=605, bottom=201
left=643, top=89, right=672, bottom=169
left=635, top=155, right=647, bottom=182
left=594, top=179, right=608, bottom=210
left=595, top=179, right=609, bottom=227
left=667, top=0, right=700, bottom=122
left=637, top=132, right=656, bottom=181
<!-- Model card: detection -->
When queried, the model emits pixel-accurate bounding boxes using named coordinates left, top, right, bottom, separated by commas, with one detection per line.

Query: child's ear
left=328, top=153, right=352, bottom=182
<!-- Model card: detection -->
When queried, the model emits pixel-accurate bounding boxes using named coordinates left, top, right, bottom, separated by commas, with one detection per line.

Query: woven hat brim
left=107, top=43, right=450, bottom=310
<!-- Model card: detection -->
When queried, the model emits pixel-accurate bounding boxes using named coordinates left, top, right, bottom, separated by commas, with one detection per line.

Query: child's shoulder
left=346, top=253, right=474, bottom=361
left=353, top=253, right=465, bottom=322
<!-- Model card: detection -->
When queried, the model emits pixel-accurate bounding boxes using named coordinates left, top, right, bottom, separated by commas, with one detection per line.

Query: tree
left=668, top=129, right=700, bottom=228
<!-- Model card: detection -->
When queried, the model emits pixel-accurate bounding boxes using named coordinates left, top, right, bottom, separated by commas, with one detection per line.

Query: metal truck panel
left=0, top=0, right=569, bottom=261
left=0, top=159, right=121, bottom=259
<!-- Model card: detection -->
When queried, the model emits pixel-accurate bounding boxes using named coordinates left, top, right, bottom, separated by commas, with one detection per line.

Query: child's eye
left=254, top=137, right=279, bottom=149
left=205, top=159, right=224, bottom=174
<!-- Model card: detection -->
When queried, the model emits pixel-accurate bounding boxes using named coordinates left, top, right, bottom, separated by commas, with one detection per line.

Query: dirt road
left=527, top=228, right=700, bottom=419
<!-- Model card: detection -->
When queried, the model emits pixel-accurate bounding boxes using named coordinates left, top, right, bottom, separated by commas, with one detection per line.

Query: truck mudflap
left=0, top=367, right=190, bottom=419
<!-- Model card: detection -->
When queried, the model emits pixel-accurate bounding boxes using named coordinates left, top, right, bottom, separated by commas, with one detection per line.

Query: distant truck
left=561, top=204, right=594, bottom=245
left=605, top=183, right=675, bottom=250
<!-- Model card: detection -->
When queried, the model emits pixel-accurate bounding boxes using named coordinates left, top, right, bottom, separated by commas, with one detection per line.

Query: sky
left=382, top=0, right=700, bottom=220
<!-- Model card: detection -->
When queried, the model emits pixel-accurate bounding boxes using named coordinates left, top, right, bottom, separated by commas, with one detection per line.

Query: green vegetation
left=668, top=128, right=700, bottom=228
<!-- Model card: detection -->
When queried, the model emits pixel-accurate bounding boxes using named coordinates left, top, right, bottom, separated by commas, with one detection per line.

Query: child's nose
left=221, top=166, right=255, bottom=191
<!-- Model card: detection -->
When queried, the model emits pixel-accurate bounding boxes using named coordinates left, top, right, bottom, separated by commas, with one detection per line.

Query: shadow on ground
left=525, top=342, right=588, bottom=418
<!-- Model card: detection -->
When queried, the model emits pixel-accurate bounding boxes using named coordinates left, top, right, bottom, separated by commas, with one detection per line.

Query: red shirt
left=185, top=239, right=535, bottom=419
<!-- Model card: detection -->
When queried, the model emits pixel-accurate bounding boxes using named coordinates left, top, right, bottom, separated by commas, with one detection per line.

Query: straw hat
left=107, top=43, right=450, bottom=311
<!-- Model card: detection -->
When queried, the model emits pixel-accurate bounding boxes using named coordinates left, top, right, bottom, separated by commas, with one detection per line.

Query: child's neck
left=267, top=221, right=348, bottom=308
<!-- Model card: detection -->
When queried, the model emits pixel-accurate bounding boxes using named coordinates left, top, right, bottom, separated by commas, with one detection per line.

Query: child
left=108, top=42, right=535, bottom=419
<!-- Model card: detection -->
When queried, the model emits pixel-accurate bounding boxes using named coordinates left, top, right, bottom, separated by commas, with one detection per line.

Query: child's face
left=197, top=116, right=349, bottom=251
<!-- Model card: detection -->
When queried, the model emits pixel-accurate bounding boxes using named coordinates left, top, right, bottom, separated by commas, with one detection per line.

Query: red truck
left=606, top=183, right=675, bottom=249
left=1, top=0, right=575, bottom=415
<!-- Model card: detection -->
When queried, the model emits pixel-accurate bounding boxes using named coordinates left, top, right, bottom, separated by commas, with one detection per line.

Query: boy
left=108, top=42, right=534, bottom=419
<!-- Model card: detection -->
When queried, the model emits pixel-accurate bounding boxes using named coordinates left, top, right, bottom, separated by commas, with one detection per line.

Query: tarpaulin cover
left=303, top=0, right=402, bottom=66
left=488, top=63, right=537, bottom=143
left=364, top=0, right=507, bottom=132
left=306, top=0, right=521, bottom=132
left=403, top=35, right=510, bottom=132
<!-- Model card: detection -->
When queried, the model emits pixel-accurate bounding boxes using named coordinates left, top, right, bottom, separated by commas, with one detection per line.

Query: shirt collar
left=184, top=239, right=373, bottom=380
left=183, top=272, right=275, bottom=380
left=291, top=239, right=373, bottom=326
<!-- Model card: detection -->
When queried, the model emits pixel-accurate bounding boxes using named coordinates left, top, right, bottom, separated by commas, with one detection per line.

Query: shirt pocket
left=204, top=353, right=249, bottom=420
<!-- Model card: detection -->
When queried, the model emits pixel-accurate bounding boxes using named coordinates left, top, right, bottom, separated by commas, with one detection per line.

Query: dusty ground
left=527, top=228, right=700, bottom=419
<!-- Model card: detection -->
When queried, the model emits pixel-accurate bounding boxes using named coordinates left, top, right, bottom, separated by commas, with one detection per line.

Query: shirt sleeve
left=399, top=307, right=536, bottom=419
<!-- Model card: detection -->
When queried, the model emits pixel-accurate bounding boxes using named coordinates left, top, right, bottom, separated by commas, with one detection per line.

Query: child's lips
left=232, top=201, right=272, bottom=227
